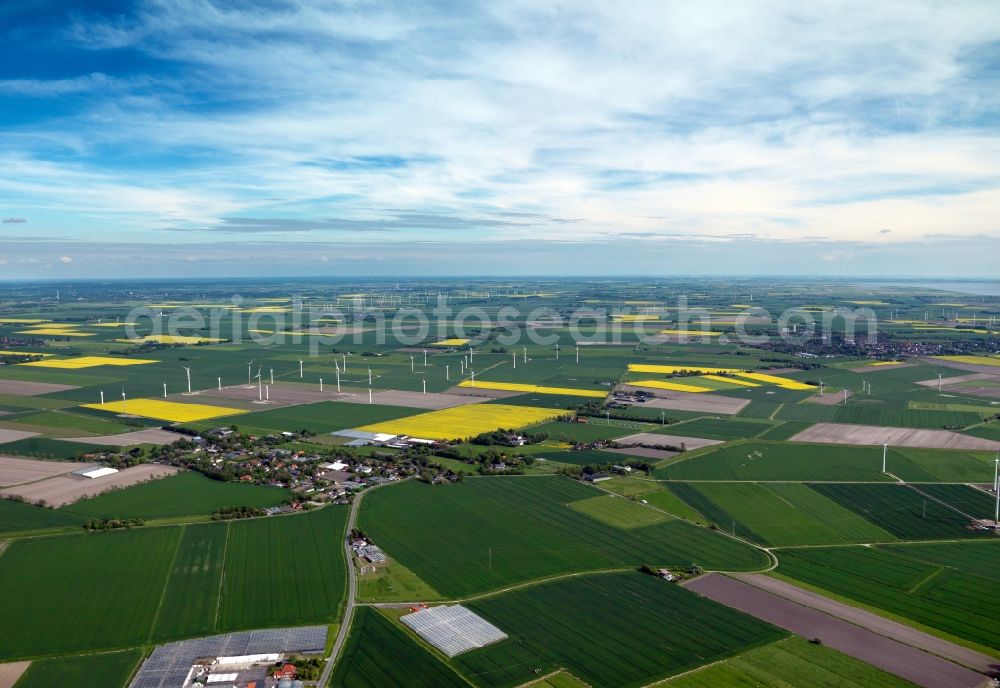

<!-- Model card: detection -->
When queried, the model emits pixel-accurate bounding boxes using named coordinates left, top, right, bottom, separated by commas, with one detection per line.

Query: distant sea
left=888, top=281, right=1000, bottom=296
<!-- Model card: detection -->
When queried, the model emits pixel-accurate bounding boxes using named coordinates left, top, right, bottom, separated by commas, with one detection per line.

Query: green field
left=63, top=470, right=292, bottom=520
left=329, top=607, right=468, bottom=687
left=777, top=541, right=1000, bottom=650
left=666, top=417, right=775, bottom=440
left=454, top=572, right=786, bottom=688
left=0, top=437, right=108, bottom=460
left=808, top=483, right=987, bottom=540
left=664, top=636, right=918, bottom=687
left=0, top=498, right=84, bottom=534
left=221, top=400, right=418, bottom=435
left=218, top=505, right=348, bottom=630
left=674, top=482, right=896, bottom=546
left=0, top=505, right=349, bottom=659
left=567, top=494, right=671, bottom=528
left=774, top=401, right=982, bottom=429
left=537, top=448, right=621, bottom=466
left=360, top=477, right=768, bottom=598
left=656, top=442, right=893, bottom=482
left=528, top=420, right=636, bottom=442
left=907, top=483, right=998, bottom=520
left=0, top=526, right=179, bottom=658
left=12, top=649, right=144, bottom=688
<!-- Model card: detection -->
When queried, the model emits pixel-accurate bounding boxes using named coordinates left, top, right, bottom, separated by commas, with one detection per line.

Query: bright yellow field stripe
left=88, top=322, right=139, bottom=327
left=357, top=404, right=563, bottom=440
left=611, top=314, right=664, bottom=321
left=456, top=380, right=606, bottom=398
left=17, top=329, right=95, bottom=337
left=21, top=356, right=159, bottom=369
left=116, top=335, right=226, bottom=344
left=0, top=318, right=51, bottom=324
left=81, top=398, right=247, bottom=422
left=0, top=351, right=53, bottom=357
left=658, top=329, right=724, bottom=336
left=628, top=364, right=745, bottom=374
left=932, top=355, right=1000, bottom=367
left=628, top=379, right=713, bottom=393
left=431, top=338, right=470, bottom=346
left=732, top=372, right=815, bottom=390
left=700, top=374, right=760, bottom=387
left=867, top=361, right=904, bottom=366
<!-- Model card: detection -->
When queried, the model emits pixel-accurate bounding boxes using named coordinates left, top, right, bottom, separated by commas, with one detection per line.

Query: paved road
left=316, top=496, right=363, bottom=688
left=685, top=574, right=992, bottom=688
left=730, top=573, right=1000, bottom=674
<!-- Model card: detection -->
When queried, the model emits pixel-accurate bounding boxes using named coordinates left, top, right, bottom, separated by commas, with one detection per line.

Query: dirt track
left=614, top=432, right=722, bottom=450
left=0, top=661, right=30, bottom=688
left=790, top=422, right=1000, bottom=451
left=616, top=386, right=749, bottom=414
left=0, top=456, right=96, bottom=487
left=0, top=379, right=78, bottom=396
left=1, top=464, right=181, bottom=507
left=55, top=428, right=187, bottom=446
left=684, top=574, right=991, bottom=688
left=0, top=429, right=40, bottom=445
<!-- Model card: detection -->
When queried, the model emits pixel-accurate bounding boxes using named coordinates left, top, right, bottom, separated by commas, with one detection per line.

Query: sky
left=1, top=0, right=998, bottom=278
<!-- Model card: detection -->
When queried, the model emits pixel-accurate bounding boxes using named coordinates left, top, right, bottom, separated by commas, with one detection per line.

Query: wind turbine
left=100, top=390, right=105, bottom=406
left=523, top=345, right=527, bottom=363
left=368, top=368, right=372, bottom=385
left=247, top=360, right=254, bottom=388
left=445, top=364, right=450, bottom=381
left=298, top=359, right=304, bottom=378
left=512, top=351, right=516, bottom=369
left=994, top=455, right=999, bottom=526
left=256, top=367, right=263, bottom=401
left=882, top=442, right=888, bottom=473
left=937, top=372, right=943, bottom=395
left=218, top=377, right=222, bottom=391
left=410, top=355, right=415, bottom=373
left=182, top=366, right=192, bottom=394
left=555, top=343, right=559, bottom=360
left=163, top=382, right=168, bottom=398
left=575, top=345, right=579, bottom=363
left=423, top=349, right=428, bottom=367
left=470, top=370, right=475, bottom=387
left=818, top=379, right=825, bottom=397
left=121, top=388, right=127, bottom=415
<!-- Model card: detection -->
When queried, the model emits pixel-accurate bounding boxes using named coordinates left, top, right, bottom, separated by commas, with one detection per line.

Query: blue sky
left=1, top=0, right=998, bottom=277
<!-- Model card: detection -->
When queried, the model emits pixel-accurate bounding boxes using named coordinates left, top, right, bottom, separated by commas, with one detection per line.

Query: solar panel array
left=401, top=605, right=507, bottom=657
left=130, top=625, right=327, bottom=688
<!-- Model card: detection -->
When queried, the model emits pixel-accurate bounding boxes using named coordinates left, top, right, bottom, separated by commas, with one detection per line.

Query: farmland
left=357, top=403, right=563, bottom=440
left=81, top=397, right=247, bottom=423
left=63, top=470, right=291, bottom=521
left=359, top=477, right=769, bottom=598
left=776, top=542, right=1000, bottom=650
left=675, top=482, right=897, bottom=546
left=454, top=572, right=786, bottom=688
left=11, top=649, right=144, bottom=688
left=1, top=278, right=1000, bottom=685
left=655, top=441, right=894, bottom=482
left=808, top=483, right=988, bottom=540
left=330, top=607, right=468, bottom=688
left=0, top=505, right=348, bottom=659
left=665, top=635, right=920, bottom=687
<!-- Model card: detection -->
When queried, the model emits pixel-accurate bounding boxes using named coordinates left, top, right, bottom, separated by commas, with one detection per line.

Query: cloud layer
left=0, top=0, right=998, bottom=275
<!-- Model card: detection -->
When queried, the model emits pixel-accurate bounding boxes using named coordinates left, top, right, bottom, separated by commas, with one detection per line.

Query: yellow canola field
left=17, top=329, right=94, bottom=337
left=932, top=355, right=1000, bottom=368
left=0, top=351, right=53, bottom=357
left=431, top=338, right=471, bottom=346
left=628, top=364, right=745, bottom=374
left=358, top=404, right=563, bottom=440
left=21, top=356, right=159, bottom=369
left=456, top=380, right=606, bottom=398
left=88, top=322, right=139, bottom=327
left=0, top=318, right=51, bottom=324
left=82, top=398, right=247, bottom=422
left=700, top=374, right=760, bottom=387
left=867, top=361, right=904, bottom=366
left=659, top=329, right=724, bottom=336
left=732, top=372, right=815, bottom=390
left=628, top=379, right=712, bottom=393
left=611, top=314, right=664, bottom=322
left=116, top=335, right=226, bottom=344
